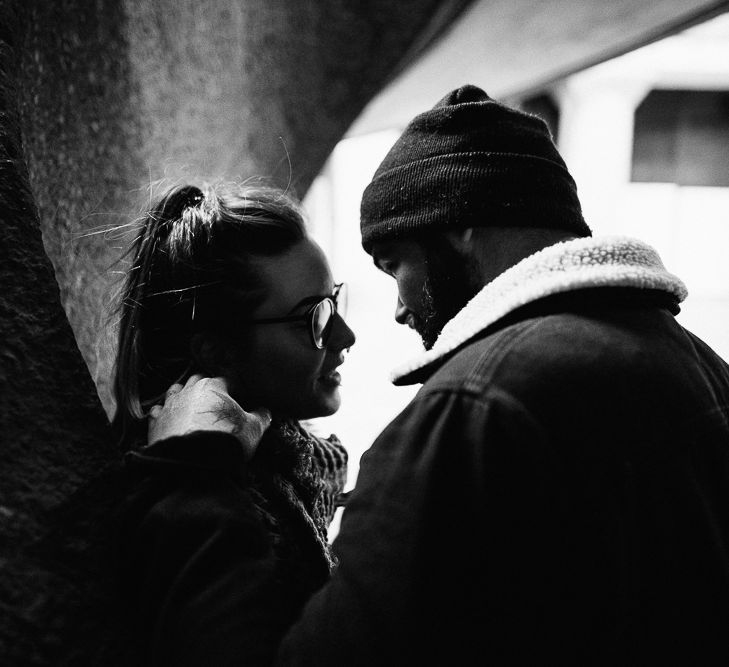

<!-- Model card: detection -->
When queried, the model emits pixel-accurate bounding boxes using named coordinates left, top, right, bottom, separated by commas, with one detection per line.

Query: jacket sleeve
left=118, top=432, right=296, bottom=667
left=276, top=387, right=560, bottom=666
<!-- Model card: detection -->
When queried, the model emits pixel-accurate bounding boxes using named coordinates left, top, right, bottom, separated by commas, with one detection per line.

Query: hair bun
left=184, top=187, right=204, bottom=209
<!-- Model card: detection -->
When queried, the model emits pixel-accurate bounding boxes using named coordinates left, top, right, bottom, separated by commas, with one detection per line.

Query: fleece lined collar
left=392, top=235, right=688, bottom=386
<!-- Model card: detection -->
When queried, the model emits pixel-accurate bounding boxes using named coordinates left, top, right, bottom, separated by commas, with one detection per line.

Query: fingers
left=149, top=404, right=163, bottom=419
left=183, top=373, right=205, bottom=389
left=208, top=376, right=229, bottom=393
left=165, top=382, right=184, bottom=400
left=164, top=374, right=205, bottom=402
left=250, top=407, right=272, bottom=429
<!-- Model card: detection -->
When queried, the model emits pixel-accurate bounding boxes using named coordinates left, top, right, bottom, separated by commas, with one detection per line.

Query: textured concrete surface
left=17, top=0, right=470, bottom=416
left=0, top=3, right=124, bottom=663
left=0, top=0, right=469, bottom=661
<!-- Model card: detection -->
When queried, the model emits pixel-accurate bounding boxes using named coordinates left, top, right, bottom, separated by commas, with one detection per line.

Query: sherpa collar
left=392, top=235, right=688, bottom=386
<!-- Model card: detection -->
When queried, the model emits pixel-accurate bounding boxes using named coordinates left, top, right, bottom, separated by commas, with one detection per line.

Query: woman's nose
left=329, top=312, right=356, bottom=351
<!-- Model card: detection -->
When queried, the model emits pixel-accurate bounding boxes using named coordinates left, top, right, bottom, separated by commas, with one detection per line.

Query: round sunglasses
left=247, top=283, right=347, bottom=349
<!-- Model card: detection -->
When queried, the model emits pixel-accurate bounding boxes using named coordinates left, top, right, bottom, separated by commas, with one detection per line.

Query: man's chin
left=411, top=311, right=447, bottom=350
left=416, top=325, right=441, bottom=351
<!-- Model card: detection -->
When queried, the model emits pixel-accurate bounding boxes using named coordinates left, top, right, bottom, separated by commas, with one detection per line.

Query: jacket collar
left=392, top=235, right=688, bottom=386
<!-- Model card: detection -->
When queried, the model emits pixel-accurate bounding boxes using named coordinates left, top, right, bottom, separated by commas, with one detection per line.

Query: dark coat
left=277, top=285, right=729, bottom=666
left=115, top=422, right=347, bottom=666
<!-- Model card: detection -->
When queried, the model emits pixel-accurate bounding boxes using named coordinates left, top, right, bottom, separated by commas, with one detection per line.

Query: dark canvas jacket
left=277, top=237, right=729, bottom=665
left=116, top=420, right=347, bottom=666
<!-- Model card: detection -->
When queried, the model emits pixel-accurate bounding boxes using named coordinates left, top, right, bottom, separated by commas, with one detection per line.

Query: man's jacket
left=278, top=236, right=729, bottom=665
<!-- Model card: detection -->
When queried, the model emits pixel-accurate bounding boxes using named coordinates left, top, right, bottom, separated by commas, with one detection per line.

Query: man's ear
left=444, top=227, right=473, bottom=252
left=190, top=333, right=229, bottom=375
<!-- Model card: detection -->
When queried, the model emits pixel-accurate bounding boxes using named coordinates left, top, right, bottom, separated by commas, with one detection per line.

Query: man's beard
left=411, top=239, right=481, bottom=350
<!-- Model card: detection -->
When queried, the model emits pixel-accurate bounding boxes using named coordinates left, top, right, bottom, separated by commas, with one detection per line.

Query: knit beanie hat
left=360, top=84, right=590, bottom=253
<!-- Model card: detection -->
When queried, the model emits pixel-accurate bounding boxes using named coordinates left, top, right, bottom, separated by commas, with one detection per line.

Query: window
left=632, top=90, right=729, bottom=187
left=518, top=93, right=560, bottom=143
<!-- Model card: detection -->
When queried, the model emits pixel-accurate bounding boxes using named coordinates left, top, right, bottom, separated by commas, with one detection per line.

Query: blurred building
left=305, top=13, right=729, bottom=497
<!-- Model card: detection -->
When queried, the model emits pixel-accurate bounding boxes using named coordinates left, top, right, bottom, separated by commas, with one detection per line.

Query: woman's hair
left=112, top=182, right=306, bottom=446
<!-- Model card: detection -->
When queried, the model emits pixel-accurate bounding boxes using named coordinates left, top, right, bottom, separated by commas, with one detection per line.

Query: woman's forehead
left=253, top=238, right=333, bottom=314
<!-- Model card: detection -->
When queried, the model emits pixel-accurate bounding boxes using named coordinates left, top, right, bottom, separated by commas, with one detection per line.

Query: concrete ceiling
left=349, top=0, right=729, bottom=136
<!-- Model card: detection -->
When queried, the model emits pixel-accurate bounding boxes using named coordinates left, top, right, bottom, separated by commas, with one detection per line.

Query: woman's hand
left=148, top=374, right=272, bottom=460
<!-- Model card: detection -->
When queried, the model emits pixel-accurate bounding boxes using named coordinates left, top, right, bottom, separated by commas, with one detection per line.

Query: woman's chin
left=305, top=384, right=341, bottom=419
left=317, top=390, right=341, bottom=417
left=274, top=382, right=342, bottom=421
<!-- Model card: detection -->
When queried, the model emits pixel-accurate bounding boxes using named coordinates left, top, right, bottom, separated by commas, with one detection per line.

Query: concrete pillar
left=0, top=0, right=473, bottom=661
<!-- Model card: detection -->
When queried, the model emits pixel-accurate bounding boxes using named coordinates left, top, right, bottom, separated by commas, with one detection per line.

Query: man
left=275, top=85, right=729, bottom=664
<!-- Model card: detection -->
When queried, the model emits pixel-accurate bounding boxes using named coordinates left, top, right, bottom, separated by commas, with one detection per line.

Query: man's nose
left=395, top=296, right=410, bottom=325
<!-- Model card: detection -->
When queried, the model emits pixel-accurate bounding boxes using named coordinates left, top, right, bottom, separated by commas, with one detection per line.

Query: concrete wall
left=0, top=0, right=467, bottom=661
left=20, top=0, right=470, bottom=415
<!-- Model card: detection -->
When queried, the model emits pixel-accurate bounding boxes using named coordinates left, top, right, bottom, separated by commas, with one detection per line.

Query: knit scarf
left=392, top=235, right=688, bottom=386
left=251, top=419, right=347, bottom=571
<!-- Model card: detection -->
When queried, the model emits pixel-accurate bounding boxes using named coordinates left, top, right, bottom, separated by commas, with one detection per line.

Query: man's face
left=371, top=235, right=480, bottom=350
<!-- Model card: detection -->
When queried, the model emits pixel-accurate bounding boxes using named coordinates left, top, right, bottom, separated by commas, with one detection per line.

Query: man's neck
left=454, top=227, right=580, bottom=287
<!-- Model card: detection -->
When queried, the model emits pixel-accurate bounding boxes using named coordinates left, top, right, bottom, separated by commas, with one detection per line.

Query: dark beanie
left=360, top=84, right=591, bottom=253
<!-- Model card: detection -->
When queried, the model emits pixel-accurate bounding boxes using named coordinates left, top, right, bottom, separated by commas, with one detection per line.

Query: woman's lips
left=317, top=370, right=341, bottom=387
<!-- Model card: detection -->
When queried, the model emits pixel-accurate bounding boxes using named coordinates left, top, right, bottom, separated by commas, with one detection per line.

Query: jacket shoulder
left=421, top=316, right=559, bottom=398
left=422, top=304, right=697, bottom=400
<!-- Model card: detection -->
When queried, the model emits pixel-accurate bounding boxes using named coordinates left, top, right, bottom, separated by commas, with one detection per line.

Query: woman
left=112, top=182, right=355, bottom=665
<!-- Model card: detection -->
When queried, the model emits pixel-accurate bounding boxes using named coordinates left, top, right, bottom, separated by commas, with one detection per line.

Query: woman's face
left=223, top=237, right=356, bottom=420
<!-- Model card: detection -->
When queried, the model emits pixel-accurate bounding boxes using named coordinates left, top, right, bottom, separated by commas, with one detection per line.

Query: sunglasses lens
left=311, top=299, right=334, bottom=348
